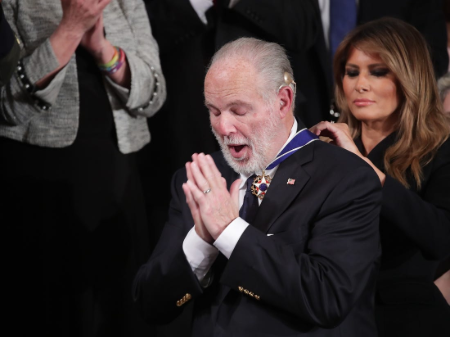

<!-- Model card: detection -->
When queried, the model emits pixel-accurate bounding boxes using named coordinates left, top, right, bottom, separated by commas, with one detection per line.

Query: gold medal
left=251, top=171, right=271, bottom=200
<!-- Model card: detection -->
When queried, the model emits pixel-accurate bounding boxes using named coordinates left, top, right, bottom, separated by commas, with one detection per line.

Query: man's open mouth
left=228, top=144, right=249, bottom=158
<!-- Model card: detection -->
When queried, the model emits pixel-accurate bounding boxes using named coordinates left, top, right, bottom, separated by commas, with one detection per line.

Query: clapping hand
left=60, top=0, right=111, bottom=38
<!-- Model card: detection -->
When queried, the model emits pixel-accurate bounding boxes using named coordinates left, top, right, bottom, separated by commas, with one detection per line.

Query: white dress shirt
left=189, top=0, right=241, bottom=25
left=183, top=119, right=298, bottom=282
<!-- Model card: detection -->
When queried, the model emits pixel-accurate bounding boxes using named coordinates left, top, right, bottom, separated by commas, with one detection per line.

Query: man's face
left=204, top=59, right=281, bottom=176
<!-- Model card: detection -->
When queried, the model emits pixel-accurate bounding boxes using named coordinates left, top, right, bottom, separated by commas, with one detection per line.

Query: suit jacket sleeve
left=0, top=1, right=65, bottom=125
left=220, top=165, right=382, bottom=328
left=380, top=139, right=450, bottom=260
left=103, top=0, right=166, bottom=118
left=133, top=168, right=204, bottom=324
left=0, top=4, right=20, bottom=86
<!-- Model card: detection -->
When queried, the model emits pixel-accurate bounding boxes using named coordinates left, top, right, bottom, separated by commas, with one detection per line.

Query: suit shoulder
left=311, top=140, right=372, bottom=171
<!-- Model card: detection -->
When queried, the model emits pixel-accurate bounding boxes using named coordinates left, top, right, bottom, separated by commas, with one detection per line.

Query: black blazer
left=134, top=140, right=383, bottom=336
left=356, top=134, right=450, bottom=337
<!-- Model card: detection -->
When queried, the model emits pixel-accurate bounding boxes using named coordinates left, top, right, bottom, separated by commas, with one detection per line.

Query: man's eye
left=232, top=109, right=247, bottom=116
left=209, top=109, right=220, bottom=116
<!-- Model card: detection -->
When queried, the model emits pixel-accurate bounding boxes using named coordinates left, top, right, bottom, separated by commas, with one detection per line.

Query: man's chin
left=221, top=149, right=262, bottom=176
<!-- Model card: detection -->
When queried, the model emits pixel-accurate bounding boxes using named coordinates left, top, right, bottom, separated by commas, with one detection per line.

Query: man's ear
left=277, top=85, right=294, bottom=118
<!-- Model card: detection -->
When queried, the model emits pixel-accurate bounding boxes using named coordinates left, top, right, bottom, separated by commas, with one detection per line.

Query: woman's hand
left=310, top=121, right=362, bottom=156
left=36, top=0, right=111, bottom=88
left=310, top=121, right=386, bottom=186
left=79, top=12, right=130, bottom=88
left=59, top=0, right=111, bottom=38
left=80, top=14, right=111, bottom=59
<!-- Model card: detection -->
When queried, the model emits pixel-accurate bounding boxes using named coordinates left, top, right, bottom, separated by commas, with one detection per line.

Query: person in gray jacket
left=0, top=1, right=19, bottom=85
left=0, top=0, right=165, bottom=336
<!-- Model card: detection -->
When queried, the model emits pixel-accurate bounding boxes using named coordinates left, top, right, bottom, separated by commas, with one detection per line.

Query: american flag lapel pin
left=287, top=178, right=295, bottom=185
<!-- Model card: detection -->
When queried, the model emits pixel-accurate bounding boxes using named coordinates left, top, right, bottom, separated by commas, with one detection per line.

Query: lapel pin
left=287, top=178, right=295, bottom=185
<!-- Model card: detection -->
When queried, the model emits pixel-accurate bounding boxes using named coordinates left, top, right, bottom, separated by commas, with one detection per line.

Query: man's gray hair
left=438, top=72, right=450, bottom=103
left=209, top=37, right=296, bottom=110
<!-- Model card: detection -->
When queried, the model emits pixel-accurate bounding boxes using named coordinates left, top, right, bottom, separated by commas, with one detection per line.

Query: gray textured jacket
left=0, top=0, right=166, bottom=153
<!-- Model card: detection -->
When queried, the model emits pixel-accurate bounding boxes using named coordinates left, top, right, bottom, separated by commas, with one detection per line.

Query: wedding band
left=204, top=188, right=211, bottom=194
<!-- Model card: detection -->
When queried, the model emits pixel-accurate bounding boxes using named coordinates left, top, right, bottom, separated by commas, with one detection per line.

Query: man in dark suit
left=0, top=1, right=20, bottom=86
left=134, top=37, right=382, bottom=336
left=139, top=1, right=320, bottom=253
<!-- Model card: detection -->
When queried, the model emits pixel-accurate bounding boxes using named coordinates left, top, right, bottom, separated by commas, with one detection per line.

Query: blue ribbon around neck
left=265, top=128, right=318, bottom=170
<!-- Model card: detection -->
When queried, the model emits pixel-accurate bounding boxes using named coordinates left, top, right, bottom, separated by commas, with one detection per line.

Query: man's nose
left=215, top=113, right=237, bottom=136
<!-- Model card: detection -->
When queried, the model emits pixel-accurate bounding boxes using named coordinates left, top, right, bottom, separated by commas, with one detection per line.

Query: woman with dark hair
left=311, top=17, right=450, bottom=336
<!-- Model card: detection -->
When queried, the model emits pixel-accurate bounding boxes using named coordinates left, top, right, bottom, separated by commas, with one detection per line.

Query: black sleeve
left=132, top=168, right=204, bottom=324
left=380, top=140, right=450, bottom=260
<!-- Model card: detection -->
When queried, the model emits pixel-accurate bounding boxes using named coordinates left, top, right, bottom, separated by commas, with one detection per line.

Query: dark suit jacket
left=134, top=140, right=383, bottom=336
left=355, top=134, right=450, bottom=336
left=0, top=5, right=20, bottom=86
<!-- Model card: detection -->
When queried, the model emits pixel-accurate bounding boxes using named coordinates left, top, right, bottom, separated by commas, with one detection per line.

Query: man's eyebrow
left=226, top=100, right=253, bottom=110
left=204, top=100, right=253, bottom=110
left=204, top=101, right=216, bottom=109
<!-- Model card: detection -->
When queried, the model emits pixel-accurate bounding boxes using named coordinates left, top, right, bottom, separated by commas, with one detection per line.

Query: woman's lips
left=354, top=99, right=375, bottom=107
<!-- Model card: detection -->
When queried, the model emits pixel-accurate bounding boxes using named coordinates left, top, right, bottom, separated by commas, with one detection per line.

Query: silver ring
left=204, top=188, right=211, bottom=194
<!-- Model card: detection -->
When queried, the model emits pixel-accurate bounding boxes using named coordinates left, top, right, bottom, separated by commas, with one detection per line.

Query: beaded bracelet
left=98, top=47, right=125, bottom=74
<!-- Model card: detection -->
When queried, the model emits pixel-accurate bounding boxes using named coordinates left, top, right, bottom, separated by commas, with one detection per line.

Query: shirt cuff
left=183, top=226, right=219, bottom=281
left=214, top=217, right=249, bottom=259
left=189, top=0, right=213, bottom=24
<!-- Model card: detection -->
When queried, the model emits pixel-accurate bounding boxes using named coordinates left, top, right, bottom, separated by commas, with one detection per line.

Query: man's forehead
left=206, top=58, right=257, bottom=83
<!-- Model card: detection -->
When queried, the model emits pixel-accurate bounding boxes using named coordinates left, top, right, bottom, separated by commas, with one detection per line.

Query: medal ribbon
left=266, top=128, right=318, bottom=170
left=250, top=128, right=318, bottom=200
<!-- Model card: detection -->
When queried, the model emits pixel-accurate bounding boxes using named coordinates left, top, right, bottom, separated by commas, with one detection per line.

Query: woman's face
left=343, top=47, right=400, bottom=127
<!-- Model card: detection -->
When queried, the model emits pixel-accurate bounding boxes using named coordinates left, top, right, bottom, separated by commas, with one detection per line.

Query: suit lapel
left=252, top=142, right=315, bottom=234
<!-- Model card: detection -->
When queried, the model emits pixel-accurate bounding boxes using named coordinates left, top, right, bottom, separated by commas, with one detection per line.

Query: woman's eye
left=345, top=69, right=359, bottom=77
left=371, top=68, right=390, bottom=77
